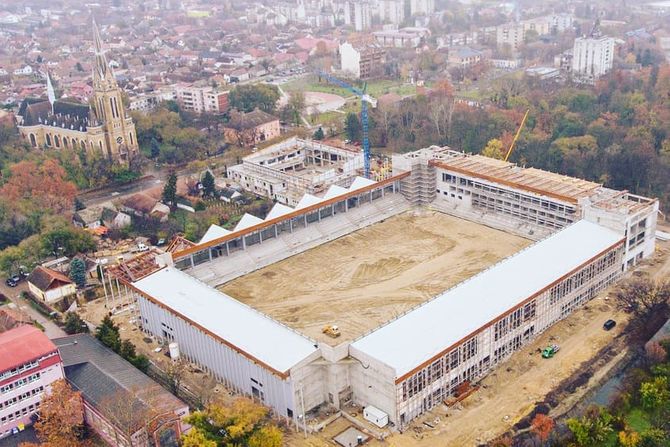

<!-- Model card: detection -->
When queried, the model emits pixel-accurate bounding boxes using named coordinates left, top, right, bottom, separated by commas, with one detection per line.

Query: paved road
left=78, top=174, right=164, bottom=208
left=0, top=280, right=66, bottom=339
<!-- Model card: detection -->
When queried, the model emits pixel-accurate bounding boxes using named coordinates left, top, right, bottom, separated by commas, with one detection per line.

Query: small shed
left=363, top=405, right=388, bottom=428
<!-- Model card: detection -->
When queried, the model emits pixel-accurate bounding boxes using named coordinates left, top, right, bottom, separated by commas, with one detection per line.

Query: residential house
left=219, top=187, right=243, bottom=203
left=224, top=109, right=280, bottom=147
left=119, top=194, right=170, bottom=221
left=73, top=205, right=106, bottom=229
left=448, top=46, right=484, bottom=68
left=54, top=334, right=189, bottom=447
left=101, top=208, right=132, bottom=230
left=27, top=266, right=76, bottom=304
left=373, top=27, right=429, bottom=48
left=0, top=309, right=32, bottom=333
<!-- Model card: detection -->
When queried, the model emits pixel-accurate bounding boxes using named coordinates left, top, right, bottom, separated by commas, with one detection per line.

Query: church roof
left=19, top=98, right=92, bottom=130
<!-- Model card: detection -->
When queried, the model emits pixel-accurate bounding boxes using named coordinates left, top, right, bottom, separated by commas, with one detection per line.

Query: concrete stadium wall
left=349, top=241, right=624, bottom=429
left=136, top=293, right=298, bottom=420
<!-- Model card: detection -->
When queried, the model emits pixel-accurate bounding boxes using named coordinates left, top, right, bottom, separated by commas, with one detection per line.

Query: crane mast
left=316, top=71, right=377, bottom=178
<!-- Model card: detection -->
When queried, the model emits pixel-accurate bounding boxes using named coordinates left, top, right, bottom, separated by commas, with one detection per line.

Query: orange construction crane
left=504, top=109, right=530, bottom=162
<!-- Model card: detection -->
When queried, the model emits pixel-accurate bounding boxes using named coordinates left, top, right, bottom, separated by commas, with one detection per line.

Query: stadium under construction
left=104, top=142, right=659, bottom=432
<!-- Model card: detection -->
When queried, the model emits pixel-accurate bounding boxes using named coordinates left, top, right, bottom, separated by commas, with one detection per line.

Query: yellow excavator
left=503, top=109, right=530, bottom=162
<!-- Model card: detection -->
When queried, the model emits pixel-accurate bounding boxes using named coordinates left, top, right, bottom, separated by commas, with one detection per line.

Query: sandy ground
left=283, top=297, right=628, bottom=447
left=221, top=211, right=530, bottom=344
left=387, top=299, right=628, bottom=447
left=304, top=91, right=347, bottom=114
left=288, top=236, right=670, bottom=447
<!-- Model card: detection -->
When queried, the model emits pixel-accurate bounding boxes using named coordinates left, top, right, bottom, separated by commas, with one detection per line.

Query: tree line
left=357, top=66, right=670, bottom=208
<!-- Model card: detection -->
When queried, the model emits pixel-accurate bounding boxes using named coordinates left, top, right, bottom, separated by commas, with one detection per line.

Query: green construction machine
left=542, top=344, right=560, bottom=359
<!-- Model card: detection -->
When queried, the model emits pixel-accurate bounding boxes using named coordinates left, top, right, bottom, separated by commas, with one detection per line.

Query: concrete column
left=225, top=242, right=229, bottom=256
left=189, top=255, right=195, bottom=268
left=101, top=269, right=109, bottom=308
left=109, top=276, right=115, bottom=305
left=114, top=277, right=122, bottom=307
left=274, top=224, right=278, bottom=238
left=208, top=249, right=213, bottom=261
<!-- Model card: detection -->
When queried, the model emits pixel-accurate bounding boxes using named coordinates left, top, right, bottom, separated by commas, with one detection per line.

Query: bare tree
left=613, top=276, right=670, bottom=318
left=191, top=374, right=218, bottom=409
left=164, top=358, right=189, bottom=395
left=99, top=385, right=177, bottom=447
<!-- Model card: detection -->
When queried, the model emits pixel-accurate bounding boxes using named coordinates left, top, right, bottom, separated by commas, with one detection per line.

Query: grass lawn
left=308, top=110, right=343, bottom=126
left=601, top=408, right=654, bottom=447
left=625, top=408, right=652, bottom=432
left=284, top=75, right=417, bottom=99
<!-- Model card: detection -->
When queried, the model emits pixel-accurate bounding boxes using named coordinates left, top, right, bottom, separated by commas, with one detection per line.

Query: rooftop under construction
left=226, top=137, right=364, bottom=206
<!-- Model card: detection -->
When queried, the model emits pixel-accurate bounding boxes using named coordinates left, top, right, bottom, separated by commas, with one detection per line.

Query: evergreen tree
left=131, top=354, right=150, bottom=372
left=63, top=312, right=88, bottom=334
left=74, top=197, right=86, bottom=211
left=202, top=171, right=216, bottom=197
left=162, top=172, right=178, bottom=206
left=150, top=137, right=161, bottom=159
left=313, top=127, right=325, bottom=140
left=69, top=258, right=86, bottom=288
left=119, top=339, right=137, bottom=360
left=344, top=112, right=361, bottom=142
left=95, top=315, right=121, bottom=352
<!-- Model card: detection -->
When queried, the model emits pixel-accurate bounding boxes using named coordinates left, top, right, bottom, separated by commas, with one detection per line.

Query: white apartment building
left=340, top=0, right=372, bottom=31
left=129, top=88, right=177, bottom=112
left=496, top=23, right=525, bottom=52
left=497, top=14, right=574, bottom=52
left=410, top=0, right=434, bottom=16
left=377, top=0, right=405, bottom=25
left=174, top=84, right=229, bottom=114
left=572, top=36, right=615, bottom=83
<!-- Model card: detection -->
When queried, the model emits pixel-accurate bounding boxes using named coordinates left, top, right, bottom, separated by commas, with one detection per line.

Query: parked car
left=5, top=278, right=18, bottom=287
left=603, top=319, right=617, bottom=331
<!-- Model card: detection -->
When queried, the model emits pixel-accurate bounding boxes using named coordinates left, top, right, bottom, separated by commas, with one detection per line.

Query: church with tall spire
left=17, top=19, right=139, bottom=163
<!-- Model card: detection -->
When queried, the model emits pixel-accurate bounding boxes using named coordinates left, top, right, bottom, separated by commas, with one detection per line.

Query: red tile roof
left=27, top=265, right=73, bottom=292
left=0, top=325, right=58, bottom=375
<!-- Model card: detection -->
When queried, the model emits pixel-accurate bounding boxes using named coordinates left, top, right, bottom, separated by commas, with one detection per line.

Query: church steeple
left=46, top=71, right=56, bottom=114
left=89, top=17, right=139, bottom=163
left=92, top=19, right=116, bottom=88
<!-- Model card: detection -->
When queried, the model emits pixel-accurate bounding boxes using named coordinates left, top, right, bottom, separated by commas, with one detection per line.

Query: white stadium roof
left=235, top=213, right=264, bottom=231
left=350, top=220, right=623, bottom=379
left=132, top=268, right=318, bottom=375
left=199, top=224, right=231, bottom=244
left=266, top=203, right=293, bottom=220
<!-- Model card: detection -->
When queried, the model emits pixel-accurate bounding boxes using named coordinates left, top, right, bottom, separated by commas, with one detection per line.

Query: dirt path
left=221, top=211, right=529, bottom=344
left=383, top=299, right=628, bottom=447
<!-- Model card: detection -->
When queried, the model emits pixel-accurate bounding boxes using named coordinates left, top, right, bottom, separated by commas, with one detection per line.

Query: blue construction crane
left=315, top=70, right=377, bottom=178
